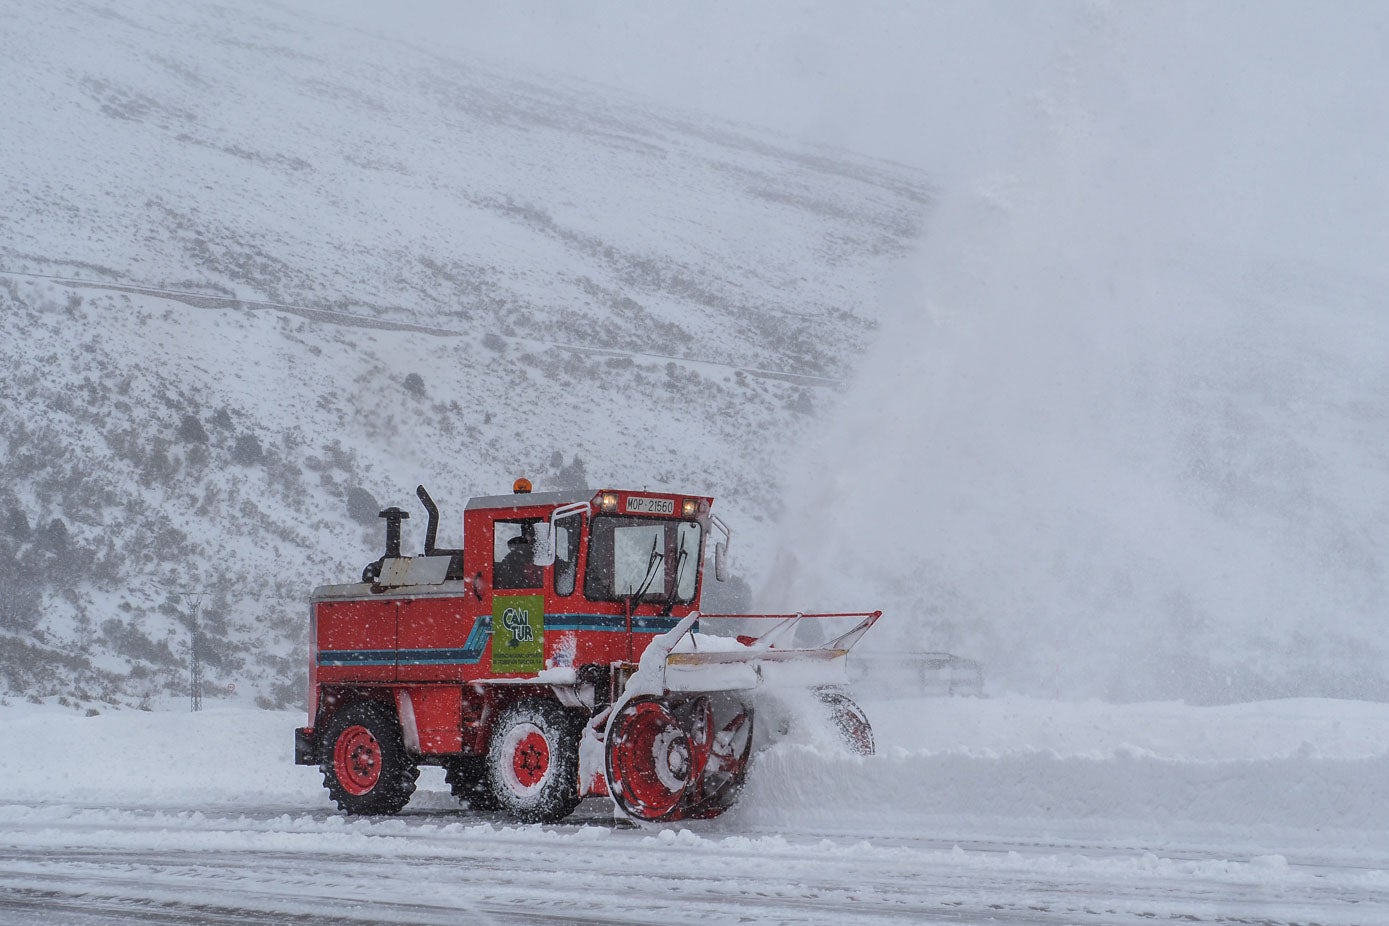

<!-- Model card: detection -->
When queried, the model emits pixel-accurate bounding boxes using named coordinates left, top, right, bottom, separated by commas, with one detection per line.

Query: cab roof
left=463, top=488, right=709, bottom=512
left=464, top=489, right=592, bottom=511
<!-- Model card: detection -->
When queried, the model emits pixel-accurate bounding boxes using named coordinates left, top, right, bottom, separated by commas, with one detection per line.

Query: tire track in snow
left=2, top=804, right=1385, bottom=926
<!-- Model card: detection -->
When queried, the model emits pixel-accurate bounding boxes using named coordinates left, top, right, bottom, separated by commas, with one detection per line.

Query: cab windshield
left=585, top=516, right=703, bottom=604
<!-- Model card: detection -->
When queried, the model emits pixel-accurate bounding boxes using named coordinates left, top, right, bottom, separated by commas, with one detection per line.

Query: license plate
left=625, top=495, right=675, bottom=515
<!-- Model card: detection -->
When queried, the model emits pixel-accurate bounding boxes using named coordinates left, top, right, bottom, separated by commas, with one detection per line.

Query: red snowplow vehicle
left=294, top=481, right=880, bottom=823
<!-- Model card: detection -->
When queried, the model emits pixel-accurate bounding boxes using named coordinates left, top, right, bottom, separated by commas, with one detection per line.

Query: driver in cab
left=495, top=531, right=542, bottom=589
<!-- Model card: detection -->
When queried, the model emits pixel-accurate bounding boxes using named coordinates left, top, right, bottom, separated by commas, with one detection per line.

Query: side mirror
left=714, top=541, right=728, bottom=581
left=531, top=521, right=555, bottom=566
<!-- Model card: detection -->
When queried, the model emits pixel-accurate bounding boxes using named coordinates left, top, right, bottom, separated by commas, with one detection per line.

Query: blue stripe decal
left=398, top=647, right=484, bottom=665
left=463, top=616, right=492, bottom=652
left=633, top=616, right=686, bottom=632
left=318, top=613, right=691, bottom=667
left=319, top=617, right=491, bottom=667
left=545, top=613, right=688, bottom=633
left=545, top=613, right=626, bottom=631
left=318, top=649, right=396, bottom=667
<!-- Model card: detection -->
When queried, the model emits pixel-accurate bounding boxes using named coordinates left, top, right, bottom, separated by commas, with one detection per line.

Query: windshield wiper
left=625, top=535, right=664, bottom=617
left=660, top=532, right=690, bottom=616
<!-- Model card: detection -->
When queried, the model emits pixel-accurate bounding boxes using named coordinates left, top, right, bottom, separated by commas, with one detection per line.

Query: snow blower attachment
left=595, top=610, right=880, bottom=821
left=295, top=484, right=881, bottom=824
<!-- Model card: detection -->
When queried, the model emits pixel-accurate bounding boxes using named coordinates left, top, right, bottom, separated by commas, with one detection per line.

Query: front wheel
left=319, top=700, right=418, bottom=814
left=485, top=700, right=581, bottom=823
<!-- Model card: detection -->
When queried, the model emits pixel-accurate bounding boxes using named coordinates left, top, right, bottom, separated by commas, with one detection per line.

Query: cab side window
left=553, top=517, right=583, bottom=596
left=494, top=520, right=542, bottom=589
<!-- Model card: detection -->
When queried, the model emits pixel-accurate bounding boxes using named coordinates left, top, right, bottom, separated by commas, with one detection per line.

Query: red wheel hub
left=511, top=730, right=551, bottom=788
left=333, top=724, right=383, bottom=795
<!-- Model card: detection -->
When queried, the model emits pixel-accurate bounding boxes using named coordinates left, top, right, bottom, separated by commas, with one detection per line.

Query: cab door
left=480, top=514, right=547, bottom=677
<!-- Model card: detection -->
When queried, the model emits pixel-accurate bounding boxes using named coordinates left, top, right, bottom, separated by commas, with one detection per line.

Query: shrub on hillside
left=177, top=414, right=209, bottom=444
left=231, top=433, right=263, bottom=465
left=345, top=485, right=381, bottom=525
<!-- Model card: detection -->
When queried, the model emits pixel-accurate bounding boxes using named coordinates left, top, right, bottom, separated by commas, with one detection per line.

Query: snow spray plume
left=768, top=3, right=1389, bottom=703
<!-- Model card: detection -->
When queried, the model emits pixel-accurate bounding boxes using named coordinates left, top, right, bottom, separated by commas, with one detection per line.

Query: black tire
left=485, top=700, right=581, bottom=824
left=444, top=756, right=500, bottom=811
left=319, top=700, right=419, bottom=815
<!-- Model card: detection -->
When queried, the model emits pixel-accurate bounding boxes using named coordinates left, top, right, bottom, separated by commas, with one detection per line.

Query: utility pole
left=157, top=585, right=207, bottom=712
left=186, top=592, right=204, bottom=713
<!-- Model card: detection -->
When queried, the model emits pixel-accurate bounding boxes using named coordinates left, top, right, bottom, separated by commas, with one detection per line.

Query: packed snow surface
left=3, top=696, right=1386, bottom=924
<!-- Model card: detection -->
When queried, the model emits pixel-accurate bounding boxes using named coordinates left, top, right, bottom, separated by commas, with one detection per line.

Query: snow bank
left=0, top=705, right=319, bottom=808
left=736, top=743, right=1389, bottom=832
left=732, top=696, right=1389, bottom=834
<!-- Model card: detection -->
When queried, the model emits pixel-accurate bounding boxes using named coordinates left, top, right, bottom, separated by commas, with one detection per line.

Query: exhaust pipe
left=415, top=486, right=463, bottom=582
left=378, top=507, right=409, bottom=558
left=416, top=485, right=440, bottom=555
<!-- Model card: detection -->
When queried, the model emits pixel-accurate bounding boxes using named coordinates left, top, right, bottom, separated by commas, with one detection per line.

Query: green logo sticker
left=491, top=594, right=544, bottom=674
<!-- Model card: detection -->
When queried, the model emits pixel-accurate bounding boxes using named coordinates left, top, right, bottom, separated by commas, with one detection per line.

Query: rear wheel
left=485, top=700, right=581, bottom=823
left=319, top=700, right=418, bottom=815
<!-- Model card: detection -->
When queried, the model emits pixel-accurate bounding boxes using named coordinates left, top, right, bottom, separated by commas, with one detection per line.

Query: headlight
left=599, top=492, right=618, bottom=512
left=681, top=498, right=698, bottom=518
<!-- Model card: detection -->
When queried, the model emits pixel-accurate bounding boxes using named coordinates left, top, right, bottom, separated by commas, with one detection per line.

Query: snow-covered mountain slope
left=0, top=0, right=921, bottom=373
left=0, top=0, right=931, bottom=707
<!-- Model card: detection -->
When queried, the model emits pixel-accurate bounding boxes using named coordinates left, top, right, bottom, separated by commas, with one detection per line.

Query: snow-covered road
left=2, top=697, right=1386, bottom=924
left=4, top=801, right=1384, bottom=925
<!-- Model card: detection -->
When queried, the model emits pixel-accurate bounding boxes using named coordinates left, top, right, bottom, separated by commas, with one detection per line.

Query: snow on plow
left=295, top=482, right=881, bottom=825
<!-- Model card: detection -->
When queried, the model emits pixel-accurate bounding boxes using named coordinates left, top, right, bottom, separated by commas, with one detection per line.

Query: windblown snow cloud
left=773, top=2, right=1389, bottom=703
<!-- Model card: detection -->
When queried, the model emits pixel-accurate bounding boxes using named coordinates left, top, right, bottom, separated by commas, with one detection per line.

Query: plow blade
left=598, top=610, right=881, bottom=822
left=647, top=610, right=882, bottom=693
